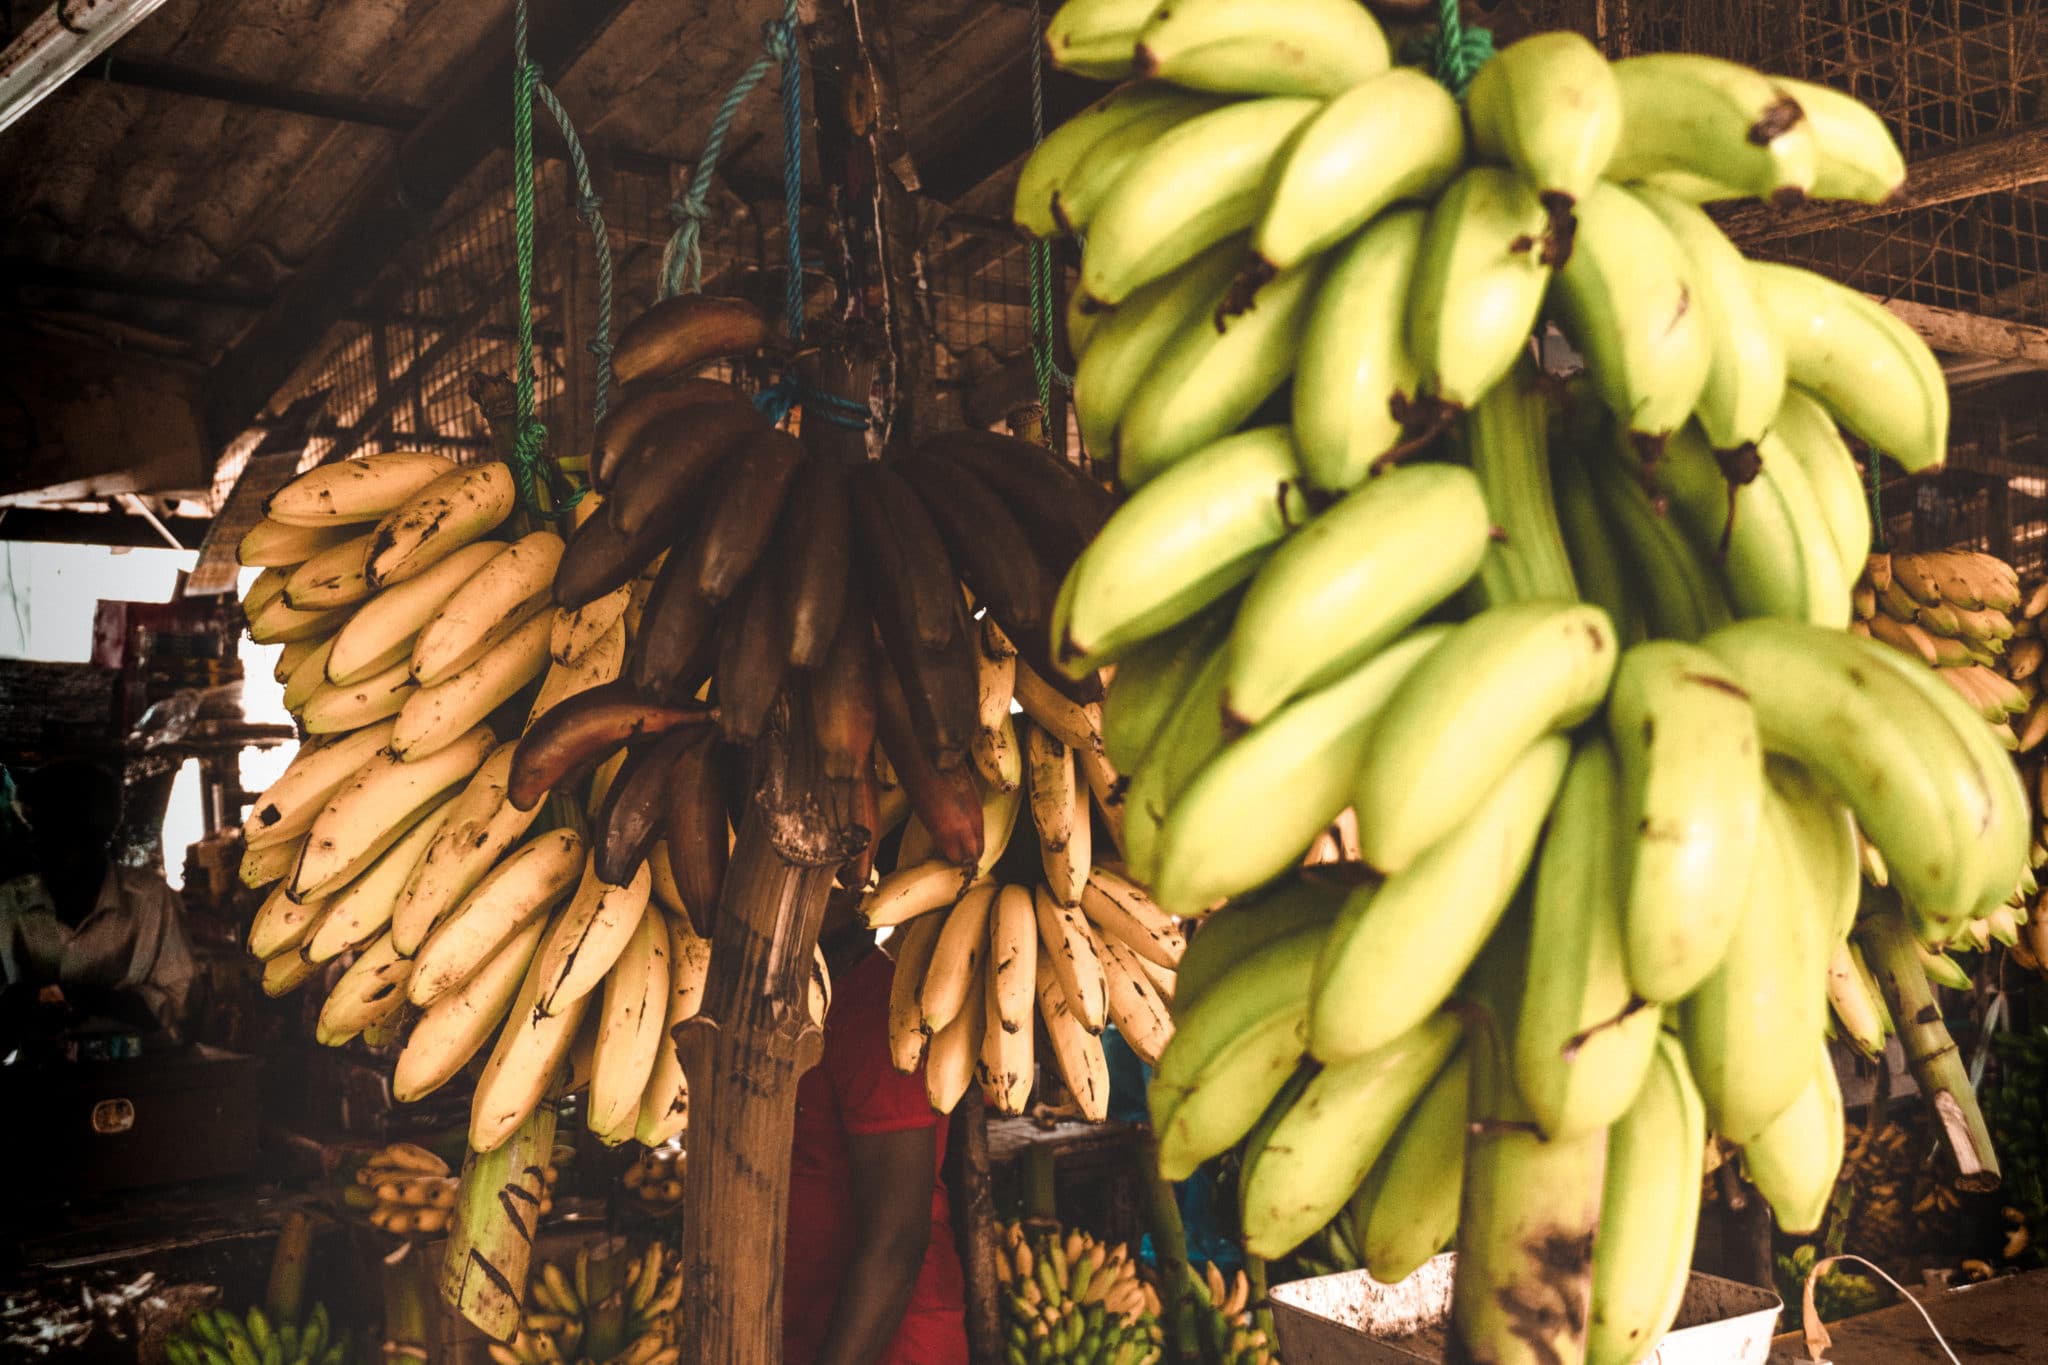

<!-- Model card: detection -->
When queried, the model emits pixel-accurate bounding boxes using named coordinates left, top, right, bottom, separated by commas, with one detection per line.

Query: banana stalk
left=1858, top=896, right=2001, bottom=1192
left=440, top=1100, right=558, bottom=1337
left=1137, top=1128, right=1199, bottom=1361
left=265, top=1209, right=316, bottom=1325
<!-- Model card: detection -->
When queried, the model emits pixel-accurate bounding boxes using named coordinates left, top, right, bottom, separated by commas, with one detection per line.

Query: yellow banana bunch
left=488, top=1240, right=684, bottom=1365
left=994, top=1220, right=1166, bottom=1365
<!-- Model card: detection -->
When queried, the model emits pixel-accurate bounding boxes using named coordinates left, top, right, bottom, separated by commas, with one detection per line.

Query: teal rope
left=534, top=81, right=615, bottom=425
left=1428, top=0, right=1494, bottom=97
left=1867, top=451, right=1888, bottom=551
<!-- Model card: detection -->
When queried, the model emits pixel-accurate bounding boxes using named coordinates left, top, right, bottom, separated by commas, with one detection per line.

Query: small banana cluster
left=865, top=641, right=1178, bottom=1119
left=1184, top=1263, right=1274, bottom=1365
left=995, top=1222, right=1164, bottom=1365
left=487, top=1243, right=683, bottom=1365
left=620, top=1144, right=685, bottom=1210
left=350, top=1141, right=458, bottom=1238
left=164, top=1304, right=345, bottom=1365
left=1852, top=551, right=2028, bottom=732
left=1837, top=1120, right=1968, bottom=1262
left=1773, top=1246, right=1884, bottom=1324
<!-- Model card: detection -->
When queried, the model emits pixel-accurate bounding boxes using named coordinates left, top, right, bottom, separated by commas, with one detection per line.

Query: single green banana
left=1407, top=165, right=1556, bottom=411
left=1350, top=601, right=1617, bottom=874
left=1774, top=76, right=1906, bottom=203
left=1151, top=627, right=1450, bottom=917
left=1043, top=0, right=1156, bottom=80
left=1608, top=639, right=1764, bottom=1003
left=1133, top=0, right=1390, bottom=98
left=1465, top=31, right=1621, bottom=215
left=1014, top=84, right=1226, bottom=238
left=1516, top=736, right=1661, bottom=1139
left=1290, top=207, right=1427, bottom=493
left=1119, top=641, right=1232, bottom=884
left=1825, top=939, right=1889, bottom=1058
left=1080, top=97, right=1322, bottom=306
left=1074, top=235, right=1246, bottom=458
left=1358, top=1045, right=1468, bottom=1284
left=1115, top=253, right=1325, bottom=489
left=1605, top=53, right=1818, bottom=203
left=1098, top=602, right=1234, bottom=775
left=1448, top=1001, right=1607, bottom=1365
left=1849, top=628, right=2030, bottom=932
left=1169, top=874, right=1349, bottom=1010
left=1679, top=793, right=1828, bottom=1142
left=1250, top=68, right=1463, bottom=272
left=1066, top=287, right=1105, bottom=362
left=1767, top=755, right=1861, bottom=945
left=1239, top=1013, right=1461, bottom=1257
left=1313, top=735, right=1570, bottom=1061
left=1549, top=180, right=1712, bottom=450
left=1702, top=620, right=2000, bottom=939
left=1737, top=1040, right=1844, bottom=1234
left=1221, top=462, right=1491, bottom=728
left=1581, top=431, right=1733, bottom=641
left=1633, top=185, right=1787, bottom=454
left=1551, top=426, right=1647, bottom=645
left=1054, top=425, right=1311, bottom=673
left=1149, top=925, right=1325, bottom=1178
left=1586, top=1032, right=1706, bottom=1365
left=1463, top=358, right=1579, bottom=605
left=1751, top=259, right=1948, bottom=473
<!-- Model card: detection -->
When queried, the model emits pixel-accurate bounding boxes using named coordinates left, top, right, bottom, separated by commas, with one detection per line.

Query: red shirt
left=785, top=948, right=968, bottom=1365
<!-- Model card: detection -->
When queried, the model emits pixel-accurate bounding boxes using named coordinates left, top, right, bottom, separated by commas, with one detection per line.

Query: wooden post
left=674, top=689, right=864, bottom=1364
left=807, top=0, right=940, bottom=450
left=953, top=1092, right=1005, bottom=1365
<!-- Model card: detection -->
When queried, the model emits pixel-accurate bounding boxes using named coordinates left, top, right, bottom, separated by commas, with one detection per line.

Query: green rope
left=509, top=12, right=548, bottom=517
left=1427, top=0, right=1494, bottom=98
left=1867, top=451, right=1888, bottom=552
left=1025, top=0, right=1075, bottom=446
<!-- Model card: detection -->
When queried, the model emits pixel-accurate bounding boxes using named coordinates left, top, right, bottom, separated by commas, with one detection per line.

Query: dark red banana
left=594, top=726, right=697, bottom=886
left=591, top=378, right=752, bottom=491
left=714, top=567, right=789, bottom=745
left=895, top=451, right=1047, bottom=631
left=685, top=427, right=806, bottom=603
left=917, top=428, right=1110, bottom=570
left=555, top=499, right=671, bottom=610
left=627, top=550, right=724, bottom=701
left=849, top=462, right=960, bottom=650
left=874, top=655, right=983, bottom=867
left=608, top=401, right=768, bottom=539
left=664, top=733, right=731, bottom=934
left=841, top=765, right=880, bottom=892
left=509, top=681, right=714, bottom=810
left=611, top=293, right=776, bottom=388
left=778, top=459, right=853, bottom=668
left=808, top=597, right=878, bottom=780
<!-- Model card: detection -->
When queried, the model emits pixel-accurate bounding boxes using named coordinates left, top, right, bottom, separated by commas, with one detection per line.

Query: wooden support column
left=1877, top=296, right=2048, bottom=368
left=953, top=1093, right=1005, bottom=1365
left=674, top=700, right=864, bottom=1365
left=808, top=0, right=941, bottom=451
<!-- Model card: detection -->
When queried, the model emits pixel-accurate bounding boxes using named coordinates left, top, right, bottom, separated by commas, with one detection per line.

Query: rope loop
left=1428, top=0, right=1495, bottom=97
left=762, top=14, right=799, bottom=64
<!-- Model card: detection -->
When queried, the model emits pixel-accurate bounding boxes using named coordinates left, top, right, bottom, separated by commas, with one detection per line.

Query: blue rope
left=775, top=12, right=806, bottom=342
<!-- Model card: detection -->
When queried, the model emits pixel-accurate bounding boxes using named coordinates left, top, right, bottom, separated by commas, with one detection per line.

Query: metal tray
left=1270, top=1254, right=1782, bottom=1364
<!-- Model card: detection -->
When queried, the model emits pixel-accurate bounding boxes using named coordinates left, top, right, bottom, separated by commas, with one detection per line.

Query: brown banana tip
left=1749, top=95, right=1805, bottom=146
left=1537, top=195, right=1578, bottom=269
left=1767, top=184, right=1808, bottom=210
left=1629, top=430, right=1672, bottom=473
left=1049, top=193, right=1076, bottom=237
left=1712, top=441, right=1763, bottom=487
left=1217, top=260, right=1279, bottom=327
left=1130, top=43, right=1160, bottom=79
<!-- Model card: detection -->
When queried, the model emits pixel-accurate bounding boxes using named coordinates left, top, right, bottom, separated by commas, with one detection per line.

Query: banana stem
left=1134, top=1131, right=1197, bottom=1364
left=1858, top=897, right=2002, bottom=1192
left=1245, top=1253, right=1275, bottom=1345
left=440, top=1100, right=559, bottom=1339
left=580, top=1238, right=634, bottom=1365
left=1022, top=1144, right=1059, bottom=1223
left=265, top=1208, right=316, bottom=1324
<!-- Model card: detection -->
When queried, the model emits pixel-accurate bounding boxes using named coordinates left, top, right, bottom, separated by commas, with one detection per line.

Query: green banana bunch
left=166, top=1304, right=346, bottom=1365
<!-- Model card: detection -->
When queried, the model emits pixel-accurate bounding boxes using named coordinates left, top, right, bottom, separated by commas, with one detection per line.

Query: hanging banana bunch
left=1022, top=3, right=2019, bottom=1362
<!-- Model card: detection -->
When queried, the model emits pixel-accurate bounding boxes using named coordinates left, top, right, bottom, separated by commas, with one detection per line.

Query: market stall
left=6, top=0, right=2048, bottom=1362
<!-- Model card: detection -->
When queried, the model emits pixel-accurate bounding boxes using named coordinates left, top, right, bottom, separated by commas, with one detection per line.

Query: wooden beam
left=200, top=0, right=638, bottom=449
left=0, top=505, right=206, bottom=549
left=1879, top=296, right=2048, bottom=367
left=0, top=0, right=174, bottom=135
left=1722, top=122, right=2048, bottom=245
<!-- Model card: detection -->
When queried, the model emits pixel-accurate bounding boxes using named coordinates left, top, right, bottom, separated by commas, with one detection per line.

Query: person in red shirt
left=784, top=893, right=969, bottom=1365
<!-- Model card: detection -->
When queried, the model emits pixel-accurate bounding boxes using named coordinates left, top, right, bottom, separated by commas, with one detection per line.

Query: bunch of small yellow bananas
left=487, top=1242, right=683, bottom=1365
left=1184, top=1262, right=1276, bottom=1365
left=996, top=1222, right=1164, bottom=1365
left=620, top=1144, right=686, bottom=1211
left=863, top=629, right=1180, bottom=1120
left=1852, top=550, right=2028, bottom=731
left=235, top=452, right=775, bottom=1156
